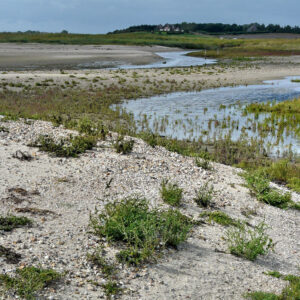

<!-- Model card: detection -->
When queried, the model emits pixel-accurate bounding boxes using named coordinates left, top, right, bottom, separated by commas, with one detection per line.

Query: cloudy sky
left=0, top=0, right=299, bottom=34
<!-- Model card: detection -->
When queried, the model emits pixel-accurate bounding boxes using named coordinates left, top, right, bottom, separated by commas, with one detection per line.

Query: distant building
left=247, top=24, right=258, bottom=33
left=157, top=24, right=184, bottom=33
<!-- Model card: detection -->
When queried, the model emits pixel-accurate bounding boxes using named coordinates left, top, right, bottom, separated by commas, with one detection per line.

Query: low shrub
left=31, top=134, right=96, bottom=157
left=90, top=197, right=191, bottom=265
left=0, top=266, right=61, bottom=300
left=243, top=171, right=293, bottom=209
left=0, top=215, right=32, bottom=231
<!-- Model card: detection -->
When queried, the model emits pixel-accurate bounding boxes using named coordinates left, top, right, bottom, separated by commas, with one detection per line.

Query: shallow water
left=118, top=76, right=300, bottom=156
left=78, top=51, right=215, bottom=69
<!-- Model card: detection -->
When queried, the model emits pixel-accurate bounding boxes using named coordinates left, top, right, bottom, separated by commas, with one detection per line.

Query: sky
left=0, top=0, right=299, bottom=34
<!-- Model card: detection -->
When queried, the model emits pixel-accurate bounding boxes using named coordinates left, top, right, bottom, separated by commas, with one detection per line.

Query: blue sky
left=0, top=0, right=299, bottom=33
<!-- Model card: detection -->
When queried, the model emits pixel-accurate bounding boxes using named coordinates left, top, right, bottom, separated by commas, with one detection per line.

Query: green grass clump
left=194, top=183, right=214, bottom=208
left=0, top=266, right=61, bottom=300
left=195, top=158, right=213, bottom=170
left=246, top=272, right=300, bottom=300
left=31, top=134, right=96, bottom=157
left=90, top=197, right=191, bottom=265
left=0, top=215, right=32, bottom=231
left=113, top=136, right=134, bottom=154
left=199, top=211, right=241, bottom=227
left=226, top=222, right=274, bottom=261
left=243, top=171, right=293, bottom=209
left=160, top=180, right=183, bottom=207
left=102, top=280, right=122, bottom=299
left=77, top=117, right=108, bottom=139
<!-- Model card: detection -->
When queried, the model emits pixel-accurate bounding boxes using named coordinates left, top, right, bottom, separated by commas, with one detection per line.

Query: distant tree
left=61, top=30, right=69, bottom=34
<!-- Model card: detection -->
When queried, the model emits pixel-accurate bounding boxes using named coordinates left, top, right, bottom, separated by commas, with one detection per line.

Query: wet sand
left=0, top=43, right=181, bottom=70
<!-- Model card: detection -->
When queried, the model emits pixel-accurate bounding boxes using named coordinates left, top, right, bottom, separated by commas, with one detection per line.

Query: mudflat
left=0, top=43, right=180, bottom=70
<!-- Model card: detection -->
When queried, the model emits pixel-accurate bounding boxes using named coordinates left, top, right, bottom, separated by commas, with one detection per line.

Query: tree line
left=112, top=22, right=300, bottom=34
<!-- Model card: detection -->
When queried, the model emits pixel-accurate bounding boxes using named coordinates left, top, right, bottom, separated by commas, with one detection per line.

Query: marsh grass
left=90, top=197, right=191, bottom=265
left=226, top=222, right=274, bottom=261
left=0, top=215, right=32, bottom=231
left=0, top=266, right=61, bottom=300
left=160, top=180, right=183, bottom=207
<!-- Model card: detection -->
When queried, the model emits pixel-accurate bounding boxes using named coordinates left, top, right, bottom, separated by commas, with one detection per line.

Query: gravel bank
left=0, top=118, right=299, bottom=299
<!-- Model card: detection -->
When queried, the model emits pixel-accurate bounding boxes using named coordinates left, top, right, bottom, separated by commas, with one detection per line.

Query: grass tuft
left=193, top=183, right=214, bottom=208
left=226, top=221, right=274, bottom=261
left=199, top=211, right=241, bottom=227
left=160, top=180, right=183, bottom=207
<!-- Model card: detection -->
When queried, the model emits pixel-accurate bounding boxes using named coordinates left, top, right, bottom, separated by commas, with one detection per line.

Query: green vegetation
left=31, top=134, right=96, bottom=157
left=226, top=222, right=274, bottom=261
left=193, top=183, right=215, bottom=208
left=199, top=211, right=241, bottom=227
left=115, top=22, right=300, bottom=35
left=87, top=249, right=116, bottom=277
left=243, top=171, right=299, bottom=209
left=160, top=180, right=183, bottom=207
left=0, top=215, right=32, bottom=231
left=102, top=280, right=122, bottom=299
left=90, top=197, right=191, bottom=265
left=195, top=158, right=213, bottom=170
left=246, top=272, right=300, bottom=300
left=113, top=135, right=134, bottom=154
left=0, top=266, right=61, bottom=300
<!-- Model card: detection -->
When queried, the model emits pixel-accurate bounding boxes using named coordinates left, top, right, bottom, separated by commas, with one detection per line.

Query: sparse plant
left=113, top=136, right=134, bottom=154
left=160, top=180, right=183, bottom=207
left=194, top=183, right=214, bottom=207
left=0, top=266, right=61, bottom=300
left=246, top=272, right=300, bottom=300
left=226, top=221, right=274, bottom=261
left=87, top=249, right=116, bottom=277
left=195, top=158, right=213, bottom=170
left=199, top=211, right=241, bottom=227
left=0, top=215, right=32, bottom=231
left=102, top=280, right=122, bottom=299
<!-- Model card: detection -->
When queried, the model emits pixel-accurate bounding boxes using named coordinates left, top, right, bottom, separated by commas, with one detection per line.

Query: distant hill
left=112, top=22, right=300, bottom=35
